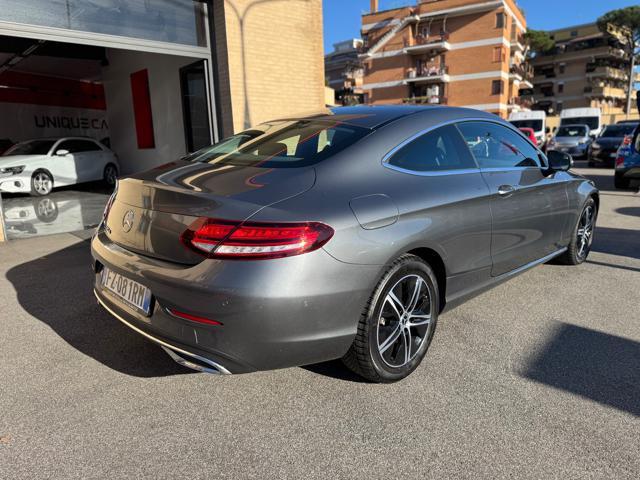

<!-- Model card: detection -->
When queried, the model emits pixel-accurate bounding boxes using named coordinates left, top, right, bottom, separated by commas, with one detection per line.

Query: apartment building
left=324, top=39, right=365, bottom=105
left=360, top=0, right=531, bottom=118
left=528, top=22, right=634, bottom=115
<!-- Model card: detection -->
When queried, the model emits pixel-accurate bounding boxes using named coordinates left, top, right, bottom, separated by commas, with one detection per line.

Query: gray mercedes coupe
left=91, top=106, right=598, bottom=382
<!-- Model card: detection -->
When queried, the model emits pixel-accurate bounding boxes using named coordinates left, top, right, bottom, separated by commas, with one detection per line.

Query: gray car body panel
left=91, top=106, right=598, bottom=373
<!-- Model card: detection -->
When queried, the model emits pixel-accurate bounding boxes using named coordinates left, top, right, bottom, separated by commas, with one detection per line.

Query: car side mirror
left=55, top=149, right=69, bottom=156
left=547, top=150, right=572, bottom=172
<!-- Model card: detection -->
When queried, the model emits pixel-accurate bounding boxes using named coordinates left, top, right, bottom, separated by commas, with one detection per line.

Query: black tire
left=614, top=174, right=630, bottom=189
left=557, top=198, right=597, bottom=265
left=30, top=170, right=53, bottom=196
left=342, top=254, right=439, bottom=383
left=103, top=164, right=118, bottom=187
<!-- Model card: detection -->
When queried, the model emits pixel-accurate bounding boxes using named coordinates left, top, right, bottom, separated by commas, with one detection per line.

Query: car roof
left=278, top=105, right=499, bottom=130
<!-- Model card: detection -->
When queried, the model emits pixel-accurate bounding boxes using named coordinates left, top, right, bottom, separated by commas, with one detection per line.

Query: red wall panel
left=130, top=69, right=155, bottom=149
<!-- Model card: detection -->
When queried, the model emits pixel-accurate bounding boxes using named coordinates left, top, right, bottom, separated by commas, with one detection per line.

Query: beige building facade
left=529, top=23, right=635, bottom=116
left=212, top=0, right=325, bottom=136
left=360, top=0, right=530, bottom=118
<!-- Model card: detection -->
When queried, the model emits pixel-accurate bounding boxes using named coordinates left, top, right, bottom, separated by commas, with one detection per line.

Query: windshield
left=510, top=119, right=543, bottom=131
left=185, top=120, right=370, bottom=168
left=601, top=124, right=636, bottom=138
left=561, top=117, right=598, bottom=130
left=3, top=140, right=56, bottom=156
left=556, top=126, right=588, bottom=137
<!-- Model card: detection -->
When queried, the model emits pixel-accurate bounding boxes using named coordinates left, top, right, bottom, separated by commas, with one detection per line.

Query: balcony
left=510, top=31, right=526, bottom=52
left=586, top=66, right=628, bottom=81
left=509, top=96, right=534, bottom=110
left=404, top=33, right=451, bottom=55
left=405, top=65, right=450, bottom=83
left=510, top=62, right=534, bottom=86
left=403, top=95, right=447, bottom=105
left=584, top=86, right=626, bottom=99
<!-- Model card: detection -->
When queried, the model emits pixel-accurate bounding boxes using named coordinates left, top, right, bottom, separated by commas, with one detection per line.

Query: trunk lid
left=104, top=161, right=316, bottom=264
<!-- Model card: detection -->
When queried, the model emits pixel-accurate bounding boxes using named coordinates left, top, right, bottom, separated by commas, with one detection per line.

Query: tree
left=524, top=29, right=555, bottom=57
left=597, top=7, right=640, bottom=115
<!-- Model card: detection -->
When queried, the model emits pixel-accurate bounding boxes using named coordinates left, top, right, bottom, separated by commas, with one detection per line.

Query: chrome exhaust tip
left=160, top=346, right=231, bottom=375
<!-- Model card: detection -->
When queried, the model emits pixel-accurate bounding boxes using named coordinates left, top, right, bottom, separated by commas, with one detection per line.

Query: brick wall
left=219, top=0, right=325, bottom=133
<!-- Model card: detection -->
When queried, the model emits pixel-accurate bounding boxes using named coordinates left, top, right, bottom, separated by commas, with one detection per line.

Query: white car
left=0, top=137, right=119, bottom=196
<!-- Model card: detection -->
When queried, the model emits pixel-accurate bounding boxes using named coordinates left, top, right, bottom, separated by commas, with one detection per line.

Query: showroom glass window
left=457, top=122, right=540, bottom=169
left=387, top=125, right=477, bottom=172
left=1, top=1, right=207, bottom=47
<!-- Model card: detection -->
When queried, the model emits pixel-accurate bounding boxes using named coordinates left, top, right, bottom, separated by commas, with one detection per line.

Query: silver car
left=547, top=124, right=592, bottom=160
left=91, top=106, right=598, bottom=382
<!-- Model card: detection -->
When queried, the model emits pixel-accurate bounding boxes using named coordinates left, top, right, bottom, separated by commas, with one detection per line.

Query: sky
left=322, top=0, right=639, bottom=54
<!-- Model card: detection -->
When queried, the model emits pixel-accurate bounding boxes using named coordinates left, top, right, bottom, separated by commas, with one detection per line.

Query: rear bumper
left=616, top=166, right=640, bottom=179
left=91, top=230, right=380, bottom=374
left=589, top=148, right=618, bottom=164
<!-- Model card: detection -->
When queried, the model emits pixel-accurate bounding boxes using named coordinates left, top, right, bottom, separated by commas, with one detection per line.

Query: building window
left=496, top=12, right=505, bottom=28
left=559, top=64, right=566, bottom=74
left=558, top=83, right=564, bottom=94
left=491, top=79, right=503, bottom=95
left=492, top=46, right=505, bottom=62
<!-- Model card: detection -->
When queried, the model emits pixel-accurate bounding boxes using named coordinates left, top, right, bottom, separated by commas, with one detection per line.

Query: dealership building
left=0, top=0, right=324, bottom=240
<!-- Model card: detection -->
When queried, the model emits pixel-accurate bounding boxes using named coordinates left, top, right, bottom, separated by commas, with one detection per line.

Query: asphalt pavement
left=1, top=163, right=638, bottom=479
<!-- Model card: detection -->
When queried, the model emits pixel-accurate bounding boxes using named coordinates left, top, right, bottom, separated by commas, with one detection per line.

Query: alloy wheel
left=576, top=205, right=595, bottom=260
left=33, top=173, right=52, bottom=195
left=105, top=165, right=117, bottom=186
left=376, top=274, right=433, bottom=368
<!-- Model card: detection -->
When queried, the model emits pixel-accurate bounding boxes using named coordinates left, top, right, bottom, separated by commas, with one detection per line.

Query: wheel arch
left=406, top=247, right=447, bottom=313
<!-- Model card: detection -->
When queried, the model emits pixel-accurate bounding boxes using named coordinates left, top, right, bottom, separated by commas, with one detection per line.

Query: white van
left=508, top=111, right=546, bottom=148
left=560, top=108, right=602, bottom=137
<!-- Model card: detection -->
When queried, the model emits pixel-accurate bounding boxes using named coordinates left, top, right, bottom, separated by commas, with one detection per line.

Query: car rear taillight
left=615, top=156, right=625, bottom=168
left=167, top=308, right=222, bottom=326
left=181, top=218, right=334, bottom=259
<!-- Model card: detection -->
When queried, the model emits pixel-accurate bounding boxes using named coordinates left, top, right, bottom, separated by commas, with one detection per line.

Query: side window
left=387, top=124, right=477, bottom=172
left=73, top=140, right=102, bottom=152
left=56, top=140, right=102, bottom=153
left=457, top=121, right=540, bottom=169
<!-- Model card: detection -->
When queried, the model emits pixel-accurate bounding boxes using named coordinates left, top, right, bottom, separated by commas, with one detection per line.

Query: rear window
left=510, top=119, right=543, bottom=131
left=185, top=120, right=370, bottom=168
left=601, top=124, right=636, bottom=137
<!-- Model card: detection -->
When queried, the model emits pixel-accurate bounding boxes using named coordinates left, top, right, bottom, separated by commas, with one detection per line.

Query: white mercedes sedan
left=0, top=137, right=119, bottom=196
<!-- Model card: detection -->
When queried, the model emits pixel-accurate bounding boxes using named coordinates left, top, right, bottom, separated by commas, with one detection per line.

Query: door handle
left=497, top=185, right=515, bottom=196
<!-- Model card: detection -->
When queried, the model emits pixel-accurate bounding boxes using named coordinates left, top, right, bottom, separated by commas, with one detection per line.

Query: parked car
left=588, top=122, right=638, bottom=167
left=0, top=137, right=119, bottom=196
left=547, top=124, right=592, bottom=159
left=615, top=124, right=640, bottom=189
left=92, top=106, right=598, bottom=382
left=518, top=127, right=537, bottom=145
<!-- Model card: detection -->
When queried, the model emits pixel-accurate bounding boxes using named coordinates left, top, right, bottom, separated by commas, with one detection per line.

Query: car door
left=384, top=124, right=493, bottom=299
left=49, top=140, right=80, bottom=186
left=457, top=121, right=568, bottom=277
left=70, top=139, right=105, bottom=182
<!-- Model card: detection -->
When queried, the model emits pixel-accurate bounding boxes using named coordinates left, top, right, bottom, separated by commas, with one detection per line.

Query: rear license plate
left=610, top=152, right=617, bottom=158
left=101, top=267, right=152, bottom=315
